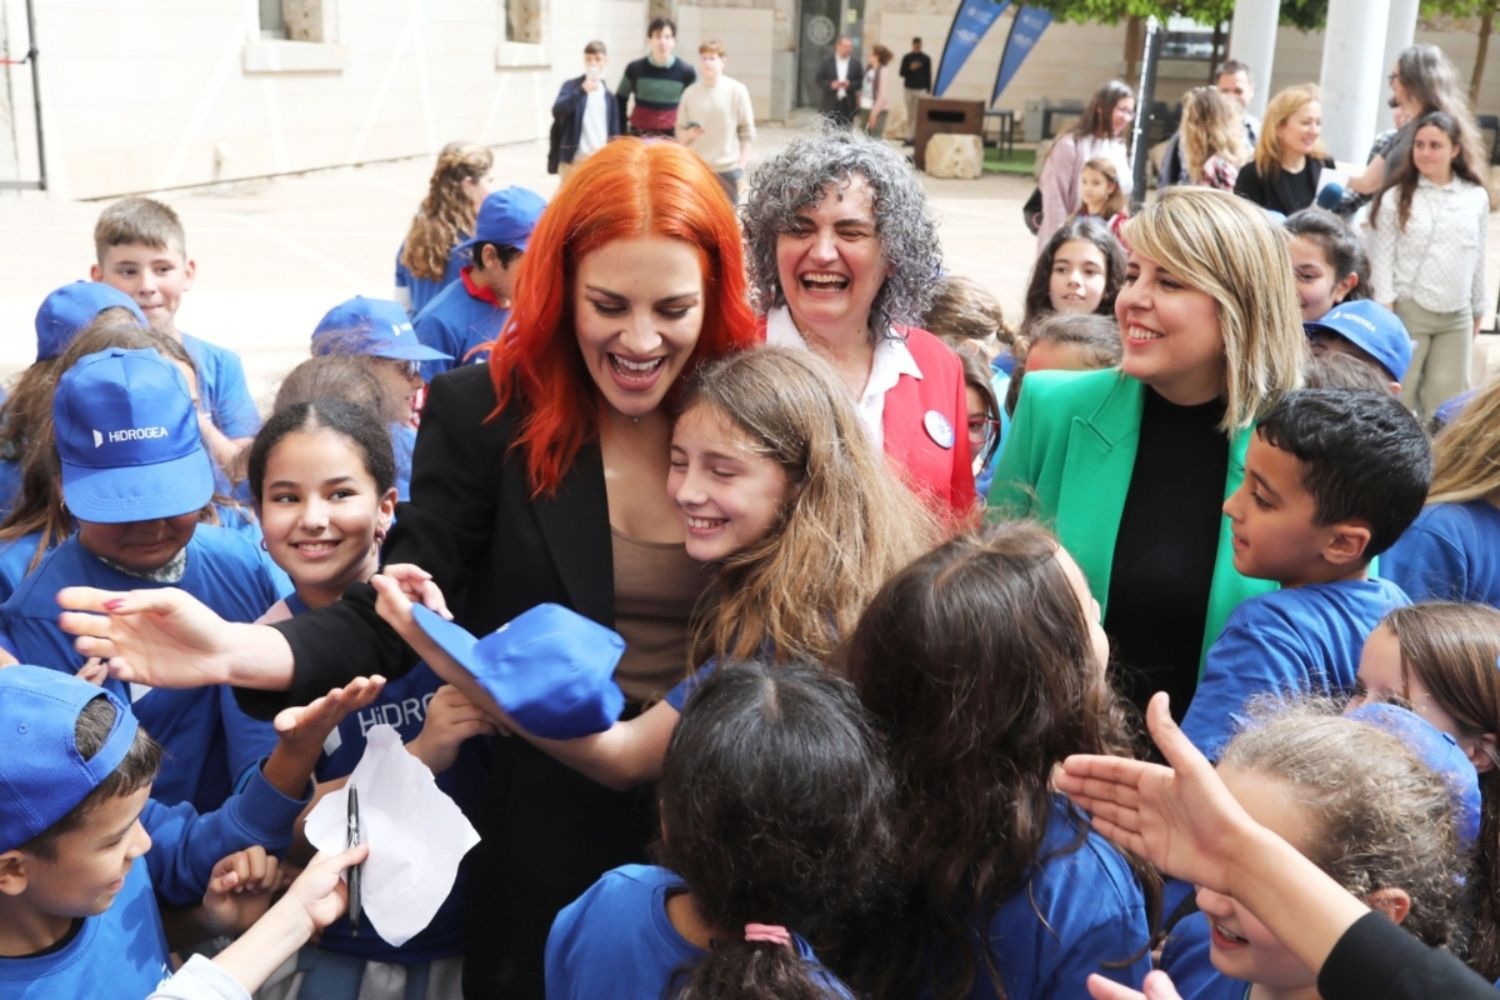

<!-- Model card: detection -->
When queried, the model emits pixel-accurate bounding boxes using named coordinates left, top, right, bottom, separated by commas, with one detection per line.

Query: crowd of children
left=0, top=41, right=1497, bottom=1000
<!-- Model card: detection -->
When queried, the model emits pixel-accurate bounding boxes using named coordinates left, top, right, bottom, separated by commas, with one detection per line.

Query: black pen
left=347, top=787, right=362, bottom=935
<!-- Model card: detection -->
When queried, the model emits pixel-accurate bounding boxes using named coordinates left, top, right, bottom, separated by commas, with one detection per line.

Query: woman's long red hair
left=490, top=139, right=758, bottom=496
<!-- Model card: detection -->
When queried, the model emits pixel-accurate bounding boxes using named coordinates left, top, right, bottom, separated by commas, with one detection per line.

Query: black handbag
left=1022, top=186, right=1042, bottom=234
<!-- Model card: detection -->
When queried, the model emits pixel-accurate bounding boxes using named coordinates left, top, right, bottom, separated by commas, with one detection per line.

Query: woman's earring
left=374, top=527, right=388, bottom=546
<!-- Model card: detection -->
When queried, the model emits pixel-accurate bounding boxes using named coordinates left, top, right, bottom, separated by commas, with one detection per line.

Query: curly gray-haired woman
left=741, top=123, right=975, bottom=516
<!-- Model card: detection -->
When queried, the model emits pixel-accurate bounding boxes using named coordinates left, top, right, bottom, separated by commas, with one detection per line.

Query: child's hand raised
left=201, top=845, right=283, bottom=936
left=278, top=843, right=371, bottom=938
left=1087, top=971, right=1184, bottom=1000
left=407, top=684, right=502, bottom=775
left=260, top=677, right=386, bottom=799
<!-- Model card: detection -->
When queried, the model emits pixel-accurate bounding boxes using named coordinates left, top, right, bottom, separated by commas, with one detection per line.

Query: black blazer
left=248, top=364, right=614, bottom=711
left=816, top=53, right=860, bottom=116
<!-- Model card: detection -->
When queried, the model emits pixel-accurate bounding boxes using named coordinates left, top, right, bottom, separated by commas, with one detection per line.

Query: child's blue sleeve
left=208, top=350, right=261, bottom=440
left=141, top=765, right=311, bottom=905
left=1181, top=620, right=1311, bottom=759
left=663, top=659, right=717, bottom=713
left=220, top=685, right=278, bottom=793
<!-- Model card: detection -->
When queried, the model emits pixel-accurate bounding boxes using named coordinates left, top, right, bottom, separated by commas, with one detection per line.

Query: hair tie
left=743, top=923, right=792, bottom=949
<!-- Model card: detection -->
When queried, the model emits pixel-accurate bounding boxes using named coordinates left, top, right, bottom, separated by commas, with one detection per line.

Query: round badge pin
left=923, top=409, right=955, bottom=450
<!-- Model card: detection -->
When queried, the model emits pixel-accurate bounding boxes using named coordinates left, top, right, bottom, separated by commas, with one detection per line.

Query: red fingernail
left=104, top=599, right=125, bottom=611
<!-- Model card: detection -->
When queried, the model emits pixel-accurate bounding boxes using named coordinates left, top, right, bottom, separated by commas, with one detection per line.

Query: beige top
left=610, top=527, right=711, bottom=704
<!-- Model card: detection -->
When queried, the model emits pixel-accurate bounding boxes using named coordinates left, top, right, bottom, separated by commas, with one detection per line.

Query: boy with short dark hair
left=0, top=666, right=365, bottom=998
left=1181, top=389, right=1431, bottom=758
left=89, top=196, right=261, bottom=487
left=551, top=40, right=622, bottom=179
left=616, top=17, right=695, bottom=138
left=412, top=186, right=545, bottom=381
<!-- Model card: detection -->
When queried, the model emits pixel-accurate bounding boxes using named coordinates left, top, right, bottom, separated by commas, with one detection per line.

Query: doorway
left=796, top=0, right=865, bottom=110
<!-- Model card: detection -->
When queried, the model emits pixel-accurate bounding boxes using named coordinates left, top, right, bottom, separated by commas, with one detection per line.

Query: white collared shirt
left=835, top=55, right=851, bottom=83
left=1366, top=174, right=1489, bottom=316
left=765, top=305, right=923, bottom=451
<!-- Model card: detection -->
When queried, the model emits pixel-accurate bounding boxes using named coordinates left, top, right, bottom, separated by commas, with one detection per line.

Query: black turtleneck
left=1104, top=387, right=1230, bottom=720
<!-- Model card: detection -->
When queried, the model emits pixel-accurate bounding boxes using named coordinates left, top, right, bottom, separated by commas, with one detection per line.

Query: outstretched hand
left=278, top=843, right=371, bottom=937
left=55, top=587, right=236, bottom=688
left=201, top=846, right=283, bottom=936
left=1054, top=692, right=1255, bottom=894
left=1087, top=971, right=1184, bottom=1000
left=380, top=563, right=452, bottom=620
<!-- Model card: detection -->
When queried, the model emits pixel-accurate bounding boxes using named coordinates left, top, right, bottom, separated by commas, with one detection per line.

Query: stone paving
left=2, top=123, right=1497, bottom=407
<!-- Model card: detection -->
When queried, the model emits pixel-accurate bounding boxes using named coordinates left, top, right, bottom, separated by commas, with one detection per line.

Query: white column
left=1376, top=0, right=1419, bottom=131
left=1318, top=0, right=1392, bottom=164
left=1228, top=0, right=1279, bottom=120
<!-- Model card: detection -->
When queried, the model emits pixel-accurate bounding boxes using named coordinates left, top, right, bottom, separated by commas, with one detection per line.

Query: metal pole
left=1129, top=16, right=1160, bottom=212
left=25, top=0, right=44, bottom=191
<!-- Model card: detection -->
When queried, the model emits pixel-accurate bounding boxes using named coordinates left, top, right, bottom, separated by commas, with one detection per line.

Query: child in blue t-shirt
left=837, top=521, right=1152, bottom=999
left=1182, top=389, right=1432, bottom=759
left=89, top=197, right=262, bottom=491
left=0, top=665, right=383, bottom=1000
left=245, top=398, right=494, bottom=999
left=1159, top=702, right=1469, bottom=1000
left=1383, top=374, right=1500, bottom=608
left=308, top=296, right=450, bottom=502
left=0, top=348, right=285, bottom=812
left=0, top=281, right=149, bottom=520
left=412, top=186, right=545, bottom=381
left=546, top=661, right=875, bottom=999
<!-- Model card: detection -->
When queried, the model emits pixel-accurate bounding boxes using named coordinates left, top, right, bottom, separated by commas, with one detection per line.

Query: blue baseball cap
left=1306, top=301, right=1414, bottom=382
left=311, top=296, right=451, bottom=362
left=1347, top=702, right=1481, bottom=850
left=53, top=347, right=215, bottom=523
left=0, top=667, right=140, bottom=852
left=455, top=187, right=546, bottom=254
left=34, top=282, right=148, bottom=362
left=411, top=603, right=625, bottom=739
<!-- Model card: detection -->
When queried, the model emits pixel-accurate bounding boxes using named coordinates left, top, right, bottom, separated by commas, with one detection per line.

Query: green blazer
left=988, top=368, right=1277, bottom=672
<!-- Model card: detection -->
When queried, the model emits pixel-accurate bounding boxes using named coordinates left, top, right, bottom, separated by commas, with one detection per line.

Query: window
left=259, top=0, right=286, bottom=39
left=505, top=0, right=543, bottom=45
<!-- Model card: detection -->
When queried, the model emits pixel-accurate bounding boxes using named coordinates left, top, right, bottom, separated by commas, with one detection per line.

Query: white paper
left=303, top=724, right=481, bottom=946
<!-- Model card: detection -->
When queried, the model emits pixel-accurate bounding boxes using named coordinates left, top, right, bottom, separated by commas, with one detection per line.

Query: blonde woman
left=991, top=187, right=1306, bottom=716
left=394, top=141, right=494, bottom=315
left=1233, top=84, right=1331, bottom=215
left=1180, top=86, right=1248, bottom=191
left=1383, top=373, right=1500, bottom=606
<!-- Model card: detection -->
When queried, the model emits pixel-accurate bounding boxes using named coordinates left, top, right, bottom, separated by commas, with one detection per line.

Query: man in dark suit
left=815, top=35, right=859, bottom=126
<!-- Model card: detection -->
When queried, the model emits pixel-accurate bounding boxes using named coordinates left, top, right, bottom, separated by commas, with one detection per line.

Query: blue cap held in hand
left=1347, top=701, right=1481, bottom=851
left=311, top=296, right=451, bottom=362
left=411, top=603, right=625, bottom=739
left=0, top=667, right=141, bottom=852
left=1306, top=300, right=1414, bottom=382
left=53, top=347, right=215, bottom=523
left=35, top=282, right=149, bottom=362
left=455, top=187, right=546, bottom=255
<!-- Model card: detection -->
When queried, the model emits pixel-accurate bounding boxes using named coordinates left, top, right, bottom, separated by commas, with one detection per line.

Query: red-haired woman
left=57, top=138, right=759, bottom=998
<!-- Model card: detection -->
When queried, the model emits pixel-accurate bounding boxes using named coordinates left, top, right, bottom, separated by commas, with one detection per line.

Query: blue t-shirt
left=0, top=527, right=286, bottom=811
left=1383, top=501, right=1500, bottom=608
left=1181, top=577, right=1411, bottom=759
left=181, top=334, right=261, bottom=441
left=0, top=456, right=21, bottom=521
left=0, top=530, right=47, bottom=603
left=1158, top=912, right=1252, bottom=1000
left=411, top=274, right=508, bottom=381
left=395, top=241, right=468, bottom=318
left=546, top=864, right=853, bottom=1000
left=966, top=795, right=1151, bottom=999
left=0, top=766, right=307, bottom=999
left=390, top=422, right=417, bottom=502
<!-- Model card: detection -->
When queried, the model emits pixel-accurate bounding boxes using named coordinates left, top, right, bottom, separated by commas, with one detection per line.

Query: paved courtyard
left=3, top=123, right=1498, bottom=407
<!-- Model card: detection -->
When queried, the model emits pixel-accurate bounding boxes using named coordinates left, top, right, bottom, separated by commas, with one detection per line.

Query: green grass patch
left=983, top=145, right=1037, bottom=176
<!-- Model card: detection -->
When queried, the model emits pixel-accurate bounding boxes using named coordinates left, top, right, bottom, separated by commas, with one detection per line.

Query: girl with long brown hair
left=394, top=141, right=494, bottom=315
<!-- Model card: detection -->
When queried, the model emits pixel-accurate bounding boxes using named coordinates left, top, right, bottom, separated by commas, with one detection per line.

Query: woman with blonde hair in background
left=1179, top=86, right=1248, bottom=191
left=395, top=141, right=495, bottom=315
left=1233, top=84, right=1331, bottom=216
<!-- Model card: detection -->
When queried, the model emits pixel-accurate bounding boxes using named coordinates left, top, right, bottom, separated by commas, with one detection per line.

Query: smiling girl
left=1366, top=110, right=1490, bottom=420
left=373, top=346, right=938, bottom=792
left=1020, top=217, right=1126, bottom=340
left=1281, top=209, right=1371, bottom=322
